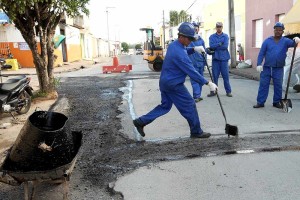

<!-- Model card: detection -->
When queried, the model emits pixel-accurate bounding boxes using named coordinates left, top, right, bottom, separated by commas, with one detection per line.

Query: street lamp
left=106, top=7, right=115, bottom=57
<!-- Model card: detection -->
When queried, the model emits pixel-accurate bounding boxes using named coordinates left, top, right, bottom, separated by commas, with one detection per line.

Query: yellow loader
left=140, top=28, right=164, bottom=72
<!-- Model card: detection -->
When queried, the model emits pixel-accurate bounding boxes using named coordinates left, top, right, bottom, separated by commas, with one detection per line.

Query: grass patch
left=32, top=91, right=48, bottom=99
left=31, top=90, right=58, bottom=104
left=53, top=77, right=61, bottom=88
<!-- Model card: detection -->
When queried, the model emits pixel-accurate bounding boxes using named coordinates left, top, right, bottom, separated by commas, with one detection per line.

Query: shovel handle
left=202, top=53, right=228, bottom=124
left=284, top=43, right=297, bottom=99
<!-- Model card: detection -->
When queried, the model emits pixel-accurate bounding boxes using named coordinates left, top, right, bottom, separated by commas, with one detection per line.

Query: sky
left=87, top=0, right=207, bottom=44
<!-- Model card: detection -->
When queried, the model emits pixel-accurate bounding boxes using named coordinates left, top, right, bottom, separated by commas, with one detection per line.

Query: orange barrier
left=102, top=56, right=132, bottom=73
left=112, top=56, right=119, bottom=67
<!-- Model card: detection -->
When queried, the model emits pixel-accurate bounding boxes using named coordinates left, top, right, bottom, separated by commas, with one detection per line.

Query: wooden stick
left=63, top=178, right=69, bottom=200
left=24, top=182, right=29, bottom=200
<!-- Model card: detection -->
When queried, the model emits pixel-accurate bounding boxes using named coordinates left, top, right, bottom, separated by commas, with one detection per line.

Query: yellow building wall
left=54, top=48, right=63, bottom=67
left=67, top=44, right=82, bottom=62
left=202, top=0, right=246, bottom=55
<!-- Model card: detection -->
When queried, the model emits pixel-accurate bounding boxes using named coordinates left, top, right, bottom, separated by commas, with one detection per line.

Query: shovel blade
left=225, top=124, right=238, bottom=136
left=281, top=99, right=292, bottom=113
left=293, top=84, right=300, bottom=93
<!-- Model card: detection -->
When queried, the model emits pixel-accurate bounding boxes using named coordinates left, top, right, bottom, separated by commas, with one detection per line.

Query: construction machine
left=139, top=28, right=164, bottom=72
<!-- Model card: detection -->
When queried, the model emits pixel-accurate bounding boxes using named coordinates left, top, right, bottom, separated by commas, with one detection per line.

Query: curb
left=230, top=68, right=260, bottom=81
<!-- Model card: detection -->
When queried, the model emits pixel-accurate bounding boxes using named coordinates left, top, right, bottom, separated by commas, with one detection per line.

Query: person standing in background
left=237, top=43, right=244, bottom=62
left=208, top=22, right=233, bottom=97
left=253, top=22, right=300, bottom=109
left=187, top=22, right=207, bottom=102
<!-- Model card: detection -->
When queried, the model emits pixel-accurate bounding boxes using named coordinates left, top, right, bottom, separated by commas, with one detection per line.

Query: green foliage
left=169, top=10, right=189, bottom=27
left=0, top=0, right=90, bottom=20
left=135, top=44, right=142, bottom=49
left=170, top=11, right=179, bottom=26
left=121, top=42, right=129, bottom=53
left=179, top=10, right=190, bottom=22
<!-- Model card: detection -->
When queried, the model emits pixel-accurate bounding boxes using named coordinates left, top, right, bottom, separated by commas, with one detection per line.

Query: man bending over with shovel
left=133, top=22, right=218, bottom=139
left=253, top=22, right=300, bottom=109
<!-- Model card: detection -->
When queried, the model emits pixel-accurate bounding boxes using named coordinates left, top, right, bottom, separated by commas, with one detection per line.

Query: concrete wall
left=0, top=25, right=39, bottom=67
left=0, top=15, right=115, bottom=68
left=0, top=24, right=83, bottom=68
left=0, top=12, right=101, bottom=68
left=245, top=0, right=294, bottom=67
left=65, top=26, right=82, bottom=62
left=91, top=36, right=98, bottom=58
left=97, top=38, right=109, bottom=57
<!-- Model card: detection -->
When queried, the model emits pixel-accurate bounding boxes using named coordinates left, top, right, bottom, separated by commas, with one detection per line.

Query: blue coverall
left=187, top=36, right=206, bottom=99
left=137, top=40, right=208, bottom=135
left=209, top=32, right=231, bottom=94
left=256, top=36, right=295, bottom=105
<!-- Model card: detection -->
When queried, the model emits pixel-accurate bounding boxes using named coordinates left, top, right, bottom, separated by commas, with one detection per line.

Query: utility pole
left=106, top=7, right=115, bottom=57
left=228, top=0, right=237, bottom=68
left=163, top=10, right=166, bottom=49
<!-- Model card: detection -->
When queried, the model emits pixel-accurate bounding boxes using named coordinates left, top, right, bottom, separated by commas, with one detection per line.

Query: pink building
left=245, top=0, right=294, bottom=67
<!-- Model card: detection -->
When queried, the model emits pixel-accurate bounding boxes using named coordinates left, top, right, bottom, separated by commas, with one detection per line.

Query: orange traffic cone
left=113, top=56, right=119, bottom=67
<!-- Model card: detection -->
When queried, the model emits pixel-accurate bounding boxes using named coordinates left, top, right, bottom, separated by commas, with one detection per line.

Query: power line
left=185, top=0, right=198, bottom=12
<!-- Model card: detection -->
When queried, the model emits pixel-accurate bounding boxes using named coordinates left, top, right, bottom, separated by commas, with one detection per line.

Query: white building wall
left=0, top=26, right=8, bottom=42
left=0, top=25, right=39, bottom=42
left=65, top=26, right=81, bottom=45
left=98, top=38, right=109, bottom=57
left=3, top=26, right=25, bottom=42
left=80, top=32, right=93, bottom=60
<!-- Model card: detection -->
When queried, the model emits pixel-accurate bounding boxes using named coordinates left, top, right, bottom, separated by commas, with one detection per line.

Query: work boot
left=194, top=97, right=203, bottom=102
left=190, top=132, right=211, bottom=138
left=273, top=102, right=282, bottom=109
left=226, top=93, right=233, bottom=97
left=253, top=103, right=264, bottom=108
left=133, top=119, right=145, bottom=137
left=207, top=91, right=216, bottom=97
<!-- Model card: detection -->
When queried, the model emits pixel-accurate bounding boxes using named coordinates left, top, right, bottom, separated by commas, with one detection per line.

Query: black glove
left=206, top=47, right=215, bottom=55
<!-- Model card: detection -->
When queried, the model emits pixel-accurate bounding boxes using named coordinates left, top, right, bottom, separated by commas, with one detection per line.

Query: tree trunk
left=47, top=31, right=55, bottom=92
left=33, top=54, right=51, bottom=93
left=11, top=5, right=58, bottom=94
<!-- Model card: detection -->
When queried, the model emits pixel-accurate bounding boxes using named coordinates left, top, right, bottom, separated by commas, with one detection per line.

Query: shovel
left=280, top=38, right=298, bottom=113
left=202, top=53, right=238, bottom=137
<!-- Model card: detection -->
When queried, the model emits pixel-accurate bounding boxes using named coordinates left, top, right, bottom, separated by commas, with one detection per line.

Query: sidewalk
left=2, top=56, right=112, bottom=75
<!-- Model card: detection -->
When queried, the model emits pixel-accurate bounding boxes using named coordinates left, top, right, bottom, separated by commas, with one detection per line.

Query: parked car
left=135, top=49, right=143, bottom=55
left=128, top=49, right=134, bottom=55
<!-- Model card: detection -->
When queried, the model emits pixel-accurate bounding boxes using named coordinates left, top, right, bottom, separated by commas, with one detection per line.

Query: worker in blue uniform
left=187, top=22, right=206, bottom=102
left=254, top=22, right=300, bottom=108
left=133, top=22, right=218, bottom=139
left=208, top=22, right=233, bottom=97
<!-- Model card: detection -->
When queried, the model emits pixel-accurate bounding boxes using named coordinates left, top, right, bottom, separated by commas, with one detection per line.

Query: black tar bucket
left=7, top=111, right=76, bottom=172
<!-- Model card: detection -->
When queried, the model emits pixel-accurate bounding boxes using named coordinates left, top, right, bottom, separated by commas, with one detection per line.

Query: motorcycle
left=0, top=58, right=33, bottom=119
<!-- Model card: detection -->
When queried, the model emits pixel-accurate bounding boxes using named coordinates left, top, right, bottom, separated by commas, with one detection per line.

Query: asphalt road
left=59, top=55, right=300, bottom=199
left=116, top=55, right=300, bottom=200
left=1, top=55, right=299, bottom=200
